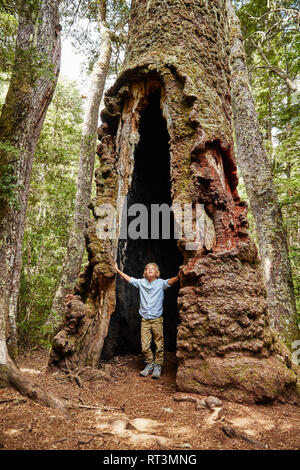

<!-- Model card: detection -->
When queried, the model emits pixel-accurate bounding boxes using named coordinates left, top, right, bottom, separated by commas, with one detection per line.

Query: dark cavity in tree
left=102, top=89, right=182, bottom=360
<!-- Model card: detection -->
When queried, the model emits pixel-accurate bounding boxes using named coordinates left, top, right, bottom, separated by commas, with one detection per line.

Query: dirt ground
left=0, top=349, right=299, bottom=451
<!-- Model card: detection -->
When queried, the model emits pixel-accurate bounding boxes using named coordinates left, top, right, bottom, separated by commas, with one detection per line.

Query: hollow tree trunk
left=46, top=0, right=112, bottom=333
left=0, top=0, right=61, bottom=357
left=227, top=0, right=299, bottom=348
left=48, top=0, right=299, bottom=404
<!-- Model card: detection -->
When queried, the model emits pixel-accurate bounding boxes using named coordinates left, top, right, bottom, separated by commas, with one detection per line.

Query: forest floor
left=0, top=349, right=299, bottom=452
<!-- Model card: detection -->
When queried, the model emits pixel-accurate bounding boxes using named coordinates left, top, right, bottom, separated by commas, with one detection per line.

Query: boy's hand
left=115, top=264, right=131, bottom=283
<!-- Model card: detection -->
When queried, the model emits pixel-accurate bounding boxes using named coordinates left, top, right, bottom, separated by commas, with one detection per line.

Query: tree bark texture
left=47, top=2, right=112, bottom=332
left=227, top=0, right=299, bottom=348
left=48, top=0, right=299, bottom=404
left=0, top=0, right=61, bottom=357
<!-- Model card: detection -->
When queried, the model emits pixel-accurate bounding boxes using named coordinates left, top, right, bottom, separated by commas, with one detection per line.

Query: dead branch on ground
left=222, top=424, right=267, bottom=449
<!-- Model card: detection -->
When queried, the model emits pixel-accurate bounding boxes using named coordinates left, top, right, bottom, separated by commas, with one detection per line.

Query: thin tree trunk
left=0, top=0, right=61, bottom=357
left=227, top=0, right=299, bottom=348
left=46, top=0, right=112, bottom=332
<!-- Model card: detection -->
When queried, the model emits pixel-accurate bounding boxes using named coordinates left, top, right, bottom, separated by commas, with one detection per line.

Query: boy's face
left=145, top=264, right=158, bottom=280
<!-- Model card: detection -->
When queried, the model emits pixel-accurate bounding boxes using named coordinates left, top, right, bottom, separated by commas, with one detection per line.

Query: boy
left=115, top=262, right=181, bottom=379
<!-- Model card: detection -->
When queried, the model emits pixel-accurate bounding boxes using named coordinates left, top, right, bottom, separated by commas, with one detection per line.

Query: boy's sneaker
left=152, top=364, right=162, bottom=379
left=140, top=363, right=154, bottom=377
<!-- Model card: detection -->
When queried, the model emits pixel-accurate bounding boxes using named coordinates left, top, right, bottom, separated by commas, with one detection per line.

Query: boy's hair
left=143, top=263, right=160, bottom=279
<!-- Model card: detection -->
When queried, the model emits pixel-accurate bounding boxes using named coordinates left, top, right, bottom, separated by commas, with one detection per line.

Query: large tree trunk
left=0, top=0, right=67, bottom=410
left=0, top=0, right=61, bottom=357
left=227, top=0, right=299, bottom=348
left=48, top=0, right=299, bottom=404
left=46, top=1, right=112, bottom=333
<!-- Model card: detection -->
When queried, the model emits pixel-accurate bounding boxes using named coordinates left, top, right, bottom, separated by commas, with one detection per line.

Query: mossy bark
left=48, top=0, right=300, bottom=404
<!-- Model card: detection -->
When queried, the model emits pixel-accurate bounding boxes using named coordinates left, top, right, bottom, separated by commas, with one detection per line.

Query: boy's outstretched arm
left=167, top=270, right=182, bottom=286
left=115, top=263, right=131, bottom=283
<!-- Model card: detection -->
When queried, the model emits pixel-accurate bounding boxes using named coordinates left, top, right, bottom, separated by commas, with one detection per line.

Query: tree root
left=59, top=367, right=83, bottom=387
left=54, top=365, right=113, bottom=386
left=0, top=357, right=69, bottom=417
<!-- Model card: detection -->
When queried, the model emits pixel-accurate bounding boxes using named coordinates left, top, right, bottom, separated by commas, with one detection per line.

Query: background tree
left=0, top=0, right=67, bottom=410
left=231, top=0, right=299, bottom=345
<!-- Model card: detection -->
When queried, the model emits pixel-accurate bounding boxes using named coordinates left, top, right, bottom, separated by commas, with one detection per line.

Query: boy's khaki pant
left=141, top=316, right=164, bottom=366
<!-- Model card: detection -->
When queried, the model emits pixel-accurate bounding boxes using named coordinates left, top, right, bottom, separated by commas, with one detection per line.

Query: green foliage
left=0, top=7, right=16, bottom=127
left=0, top=10, right=17, bottom=74
left=17, top=78, right=83, bottom=349
left=0, top=0, right=60, bottom=115
left=61, top=0, right=130, bottom=75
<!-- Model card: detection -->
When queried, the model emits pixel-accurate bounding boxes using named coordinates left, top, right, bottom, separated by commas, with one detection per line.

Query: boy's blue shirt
left=129, top=277, right=170, bottom=319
